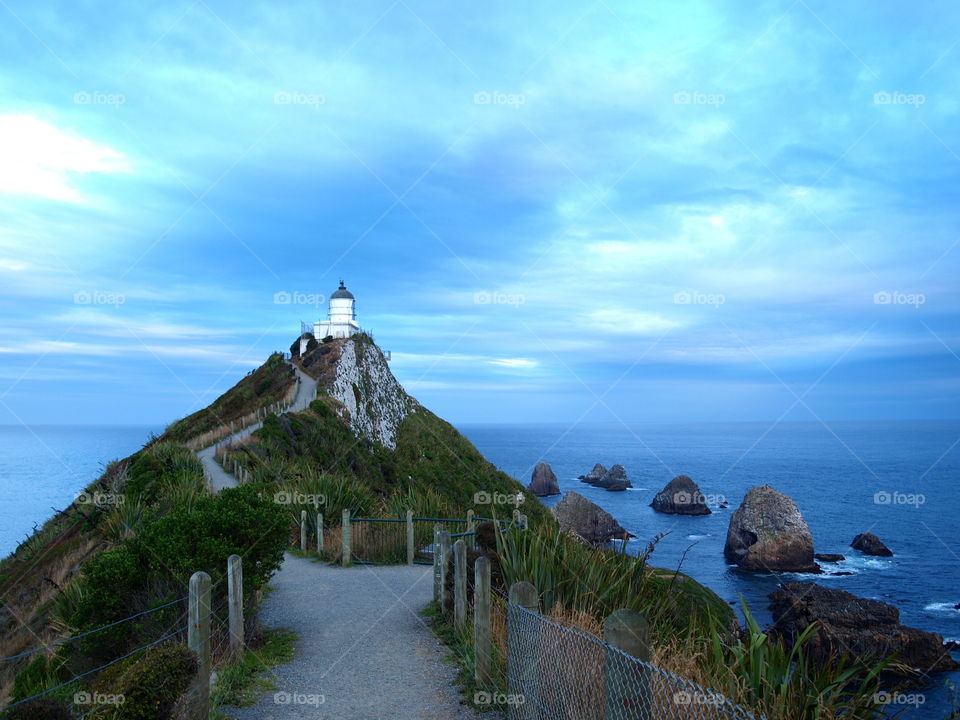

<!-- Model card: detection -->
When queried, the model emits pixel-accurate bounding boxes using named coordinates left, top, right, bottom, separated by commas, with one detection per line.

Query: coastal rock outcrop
left=769, top=582, right=959, bottom=674
left=650, top=475, right=711, bottom=515
left=851, top=532, right=893, bottom=557
left=723, top=485, right=819, bottom=573
left=594, top=464, right=631, bottom=491
left=527, top=462, right=560, bottom=496
left=552, top=491, right=630, bottom=544
left=578, top=463, right=607, bottom=484
left=814, top=553, right=845, bottom=563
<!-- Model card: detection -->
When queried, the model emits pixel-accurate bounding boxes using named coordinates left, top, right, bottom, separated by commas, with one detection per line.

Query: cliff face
left=325, top=338, right=414, bottom=450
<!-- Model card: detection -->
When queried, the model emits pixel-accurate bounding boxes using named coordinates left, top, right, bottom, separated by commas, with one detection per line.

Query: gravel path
left=198, top=363, right=317, bottom=492
left=227, top=556, right=487, bottom=720
left=196, top=364, right=484, bottom=719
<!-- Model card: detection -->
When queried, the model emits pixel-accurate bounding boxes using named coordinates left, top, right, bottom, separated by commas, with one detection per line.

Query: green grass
left=210, top=627, right=297, bottom=714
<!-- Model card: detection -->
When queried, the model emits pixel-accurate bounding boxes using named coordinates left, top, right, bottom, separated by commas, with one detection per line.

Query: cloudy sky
left=0, top=0, right=957, bottom=426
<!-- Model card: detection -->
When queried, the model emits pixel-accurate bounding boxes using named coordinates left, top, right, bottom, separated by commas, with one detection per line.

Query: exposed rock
left=578, top=463, right=607, bottom=484
left=552, top=491, right=630, bottom=544
left=724, top=485, right=820, bottom=573
left=954, top=603, right=960, bottom=611
left=325, top=337, right=414, bottom=449
left=829, top=571, right=854, bottom=576
left=814, top=553, right=845, bottom=563
left=851, top=532, right=893, bottom=557
left=527, top=462, right=560, bottom=497
left=769, top=582, right=959, bottom=674
left=594, top=464, right=631, bottom=491
left=650, top=475, right=711, bottom=515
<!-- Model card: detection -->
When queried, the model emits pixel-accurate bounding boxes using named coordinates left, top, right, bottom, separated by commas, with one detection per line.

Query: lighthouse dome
left=331, top=281, right=354, bottom=300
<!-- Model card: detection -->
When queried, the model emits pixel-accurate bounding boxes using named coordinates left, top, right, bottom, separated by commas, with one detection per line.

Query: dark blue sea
left=0, top=425, right=160, bottom=557
left=460, top=421, right=960, bottom=718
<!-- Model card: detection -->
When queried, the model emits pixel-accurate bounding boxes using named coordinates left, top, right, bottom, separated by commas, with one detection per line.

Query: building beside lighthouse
left=299, top=281, right=360, bottom=354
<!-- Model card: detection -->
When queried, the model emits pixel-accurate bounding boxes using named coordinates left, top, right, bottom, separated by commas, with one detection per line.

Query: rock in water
left=552, top=491, right=630, bottom=544
left=527, top=461, right=560, bottom=496
left=594, top=464, right=631, bottom=491
left=814, top=553, right=845, bottom=563
left=650, top=475, right=711, bottom=515
left=724, top=485, right=820, bottom=573
left=850, top=532, right=893, bottom=557
left=578, top=463, right=607, bottom=484
left=769, top=582, right=959, bottom=674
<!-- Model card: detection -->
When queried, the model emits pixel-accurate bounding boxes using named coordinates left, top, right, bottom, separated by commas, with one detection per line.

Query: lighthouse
left=299, top=281, right=361, bottom=354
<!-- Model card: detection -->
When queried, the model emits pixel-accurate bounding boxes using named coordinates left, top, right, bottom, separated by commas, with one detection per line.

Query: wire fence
left=1, top=559, right=245, bottom=719
left=434, top=556, right=759, bottom=720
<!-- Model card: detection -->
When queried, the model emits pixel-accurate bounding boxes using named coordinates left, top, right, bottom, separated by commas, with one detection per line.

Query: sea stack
left=850, top=532, right=893, bottom=557
left=594, top=464, right=631, bottom=491
left=769, top=582, right=959, bottom=674
left=552, top=491, right=630, bottom=544
left=650, top=475, right=711, bottom=515
left=527, top=461, right=560, bottom=496
left=724, top=485, right=819, bottom=573
left=578, top=463, right=607, bottom=484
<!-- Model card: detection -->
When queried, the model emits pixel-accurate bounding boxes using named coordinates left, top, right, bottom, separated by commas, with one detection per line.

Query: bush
left=305, top=338, right=318, bottom=352
left=94, top=643, right=197, bottom=720
left=0, top=697, right=74, bottom=720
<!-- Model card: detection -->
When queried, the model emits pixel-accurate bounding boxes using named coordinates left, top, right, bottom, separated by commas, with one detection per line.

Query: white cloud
left=0, top=114, right=131, bottom=202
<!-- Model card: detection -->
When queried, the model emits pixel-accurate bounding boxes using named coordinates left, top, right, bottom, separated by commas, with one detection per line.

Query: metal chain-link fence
left=504, top=603, right=758, bottom=720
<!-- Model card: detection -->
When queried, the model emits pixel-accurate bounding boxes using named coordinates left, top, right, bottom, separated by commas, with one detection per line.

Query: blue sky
left=0, top=0, right=958, bottom=426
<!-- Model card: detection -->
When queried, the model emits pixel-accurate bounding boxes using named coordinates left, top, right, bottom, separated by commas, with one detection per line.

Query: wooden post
left=508, top=581, right=540, bottom=720
left=188, top=571, right=211, bottom=718
left=432, top=523, right=442, bottom=602
left=454, top=539, right=467, bottom=630
left=512, top=508, right=521, bottom=525
left=603, top=609, right=651, bottom=720
left=341, top=509, right=351, bottom=566
left=466, top=509, right=476, bottom=550
left=438, top=530, right=451, bottom=613
left=406, top=510, right=414, bottom=566
left=316, top=512, right=323, bottom=554
left=300, top=510, right=307, bottom=552
left=227, top=555, right=243, bottom=659
left=519, top=513, right=528, bottom=530
left=474, top=556, right=492, bottom=687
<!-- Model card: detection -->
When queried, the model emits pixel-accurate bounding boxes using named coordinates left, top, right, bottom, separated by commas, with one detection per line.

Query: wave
left=924, top=602, right=959, bottom=613
left=686, top=534, right=710, bottom=540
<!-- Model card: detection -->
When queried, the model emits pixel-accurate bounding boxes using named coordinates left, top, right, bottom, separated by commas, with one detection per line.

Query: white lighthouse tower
left=300, top=281, right=361, bottom=354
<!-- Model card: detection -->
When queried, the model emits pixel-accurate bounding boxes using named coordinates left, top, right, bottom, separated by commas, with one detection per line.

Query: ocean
left=1, top=421, right=957, bottom=715
left=0, top=425, right=161, bottom=557
left=459, top=420, right=960, bottom=717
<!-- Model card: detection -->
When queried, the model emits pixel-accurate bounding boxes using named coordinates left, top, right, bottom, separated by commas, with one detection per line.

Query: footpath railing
left=432, top=542, right=759, bottom=720
left=186, top=373, right=302, bottom=452
left=293, top=508, right=527, bottom=566
left=0, top=556, right=248, bottom=720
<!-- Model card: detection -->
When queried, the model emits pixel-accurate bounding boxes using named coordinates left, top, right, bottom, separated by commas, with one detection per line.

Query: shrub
left=306, top=338, right=319, bottom=352
left=1, top=697, right=74, bottom=720
left=94, top=643, right=197, bottom=720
